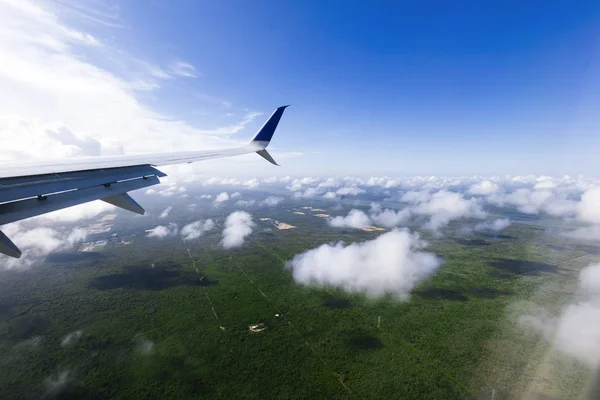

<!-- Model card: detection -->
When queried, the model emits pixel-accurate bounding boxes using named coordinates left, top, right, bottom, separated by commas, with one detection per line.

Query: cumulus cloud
left=145, top=183, right=186, bottom=197
left=293, top=188, right=318, bottom=198
left=577, top=187, right=600, bottom=224
left=473, top=218, right=511, bottom=232
left=220, top=211, right=254, bottom=249
left=336, top=186, right=365, bottom=196
left=366, top=177, right=400, bottom=188
left=371, top=208, right=412, bottom=228
left=159, top=206, right=172, bottom=219
left=0, top=224, right=88, bottom=269
left=400, top=190, right=432, bottom=204
left=213, top=192, right=229, bottom=204
left=468, top=180, right=500, bottom=195
left=180, top=219, right=214, bottom=241
left=287, top=229, right=442, bottom=299
left=369, top=202, right=382, bottom=213
left=262, top=196, right=283, bottom=206
left=329, top=209, right=372, bottom=229
left=146, top=223, right=178, bottom=238
left=243, top=178, right=260, bottom=188
left=235, top=200, right=256, bottom=208
left=412, top=190, right=486, bottom=232
left=199, top=194, right=212, bottom=199
left=520, top=262, right=600, bottom=367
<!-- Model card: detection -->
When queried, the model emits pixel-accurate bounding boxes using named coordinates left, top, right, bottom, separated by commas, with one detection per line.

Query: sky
left=1, top=0, right=600, bottom=177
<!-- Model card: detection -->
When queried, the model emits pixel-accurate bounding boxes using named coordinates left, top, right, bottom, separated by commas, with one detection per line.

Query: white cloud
left=468, top=180, right=500, bottom=195
left=199, top=194, right=212, bottom=199
left=220, top=211, right=254, bottom=249
left=520, top=262, right=600, bottom=367
left=293, top=188, right=318, bottom=198
left=371, top=208, right=412, bottom=228
left=262, top=196, right=283, bottom=206
left=145, top=183, right=186, bottom=197
left=231, top=192, right=241, bottom=198
left=563, top=225, right=600, bottom=241
left=323, top=191, right=337, bottom=199
left=168, top=61, right=198, bottom=78
left=366, top=177, right=400, bottom=188
left=412, top=190, right=486, bottom=232
left=336, top=186, right=365, bottom=196
left=213, top=192, right=229, bottom=204
left=474, top=218, right=511, bottom=231
left=317, top=178, right=341, bottom=188
left=60, top=330, right=82, bottom=347
left=235, top=200, right=255, bottom=208
left=400, top=190, right=432, bottom=204
left=159, top=206, right=172, bottom=219
left=181, top=219, right=214, bottom=241
left=329, top=209, right=371, bottom=229
left=146, top=223, right=178, bottom=238
left=369, top=202, right=382, bottom=213
left=31, top=201, right=113, bottom=224
left=287, top=229, right=442, bottom=299
left=243, top=178, right=260, bottom=188
left=577, top=187, right=600, bottom=224
left=0, top=0, right=262, bottom=172
left=0, top=224, right=88, bottom=269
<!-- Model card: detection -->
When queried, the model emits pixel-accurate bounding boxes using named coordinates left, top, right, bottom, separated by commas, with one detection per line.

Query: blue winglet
left=251, top=105, right=289, bottom=143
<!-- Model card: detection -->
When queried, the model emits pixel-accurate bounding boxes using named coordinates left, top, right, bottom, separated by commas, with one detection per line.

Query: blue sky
left=8, top=1, right=600, bottom=176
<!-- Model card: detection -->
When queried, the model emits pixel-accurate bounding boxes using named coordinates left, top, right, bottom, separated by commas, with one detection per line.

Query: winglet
left=101, top=193, right=145, bottom=215
left=0, top=230, right=21, bottom=258
left=256, top=149, right=279, bottom=166
left=250, top=105, right=289, bottom=149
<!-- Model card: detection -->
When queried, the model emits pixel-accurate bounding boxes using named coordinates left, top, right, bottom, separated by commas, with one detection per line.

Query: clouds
left=0, top=223, right=88, bottom=268
left=576, top=186, right=600, bottom=224
left=213, top=192, right=229, bottom=204
left=181, top=219, right=214, bottom=241
left=473, top=218, right=511, bottom=232
left=335, top=186, right=365, bottom=196
left=262, top=196, right=283, bottom=206
left=168, top=61, right=198, bottom=78
left=468, top=180, right=500, bottom=195
left=371, top=208, right=412, bottom=229
left=411, top=190, right=486, bottom=232
left=329, top=209, right=371, bottom=229
left=220, top=211, right=254, bottom=249
left=0, top=0, right=265, bottom=173
left=287, top=229, right=442, bottom=299
left=520, top=262, right=600, bottom=367
left=146, top=223, right=178, bottom=238
left=159, top=206, right=173, bottom=219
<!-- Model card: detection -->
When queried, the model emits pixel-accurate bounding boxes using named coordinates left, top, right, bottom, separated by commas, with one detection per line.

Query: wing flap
left=0, top=165, right=165, bottom=204
left=0, top=176, right=159, bottom=226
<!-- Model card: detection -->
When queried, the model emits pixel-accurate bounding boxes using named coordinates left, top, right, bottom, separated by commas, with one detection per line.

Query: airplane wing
left=0, top=105, right=289, bottom=258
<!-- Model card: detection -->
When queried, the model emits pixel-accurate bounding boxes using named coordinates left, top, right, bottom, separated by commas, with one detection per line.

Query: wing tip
left=250, top=105, right=290, bottom=144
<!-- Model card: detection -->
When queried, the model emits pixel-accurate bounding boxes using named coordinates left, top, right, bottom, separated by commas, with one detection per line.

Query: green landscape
left=0, top=199, right=597, bottom=399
